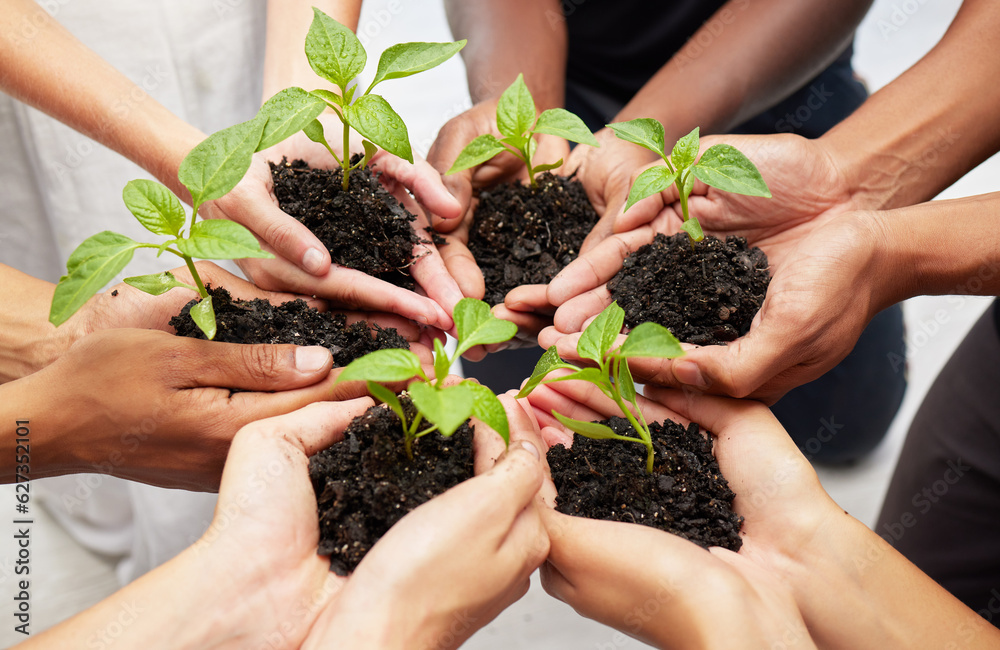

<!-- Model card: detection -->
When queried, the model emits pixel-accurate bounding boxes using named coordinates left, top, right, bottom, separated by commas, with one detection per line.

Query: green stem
left=404, top=412, right=425, bottom=461
left=341, top=118, right=351, bottom=192
left=611, top=390, right=655, bottom=474
left=182, top=254, right=209, bottom=299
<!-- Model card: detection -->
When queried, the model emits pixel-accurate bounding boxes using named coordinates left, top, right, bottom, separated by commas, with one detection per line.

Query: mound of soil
left=608, top=232, right=769, bottom=345
left=469, top=173, right=599, bottom=306
left=270, top=156, right=422, bottom=290
left=170, top=286, right=408, bottom=367
left=547, top=417, right=742, bottom=551
left=308, top=399, right=474, bottom=575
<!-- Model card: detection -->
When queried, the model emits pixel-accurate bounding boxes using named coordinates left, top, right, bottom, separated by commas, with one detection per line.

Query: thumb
left=187, top=341, right=334, bottom=392
left=371, top=153, right=463, bottom=221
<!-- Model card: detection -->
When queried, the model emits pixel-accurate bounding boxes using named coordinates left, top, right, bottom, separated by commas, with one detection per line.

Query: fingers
left=370, top=152, right=463, bottom=221
left=182, top=339, right=333, bottom=392
left=642, top=384, right=776, bottom=437
left=548, top=227, right=656, bottom=307
left=407, top=232, right=466, bottom=318
left=552, top=285, right=614, bottom=334
left=436, top=229, right=485, bottom=299
left=235, top=398, right=375, bottom=456
left=467, top=435, right=544, bottom=523
left=182, top=261, right=324, bottom=310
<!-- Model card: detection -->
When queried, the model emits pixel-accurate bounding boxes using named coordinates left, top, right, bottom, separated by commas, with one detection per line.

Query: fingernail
left=446, top=287, right=465, bottom=306
left=674, top=360, right=709, bottom=389
left=296, top=346, right=331, bottom=373
left=302, top=248, right=327, bottom=275
left=519, top=440, right=540, bottom=460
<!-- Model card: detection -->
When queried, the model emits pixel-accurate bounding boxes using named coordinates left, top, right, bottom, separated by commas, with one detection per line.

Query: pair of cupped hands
left=200, top=106, right=894, bottom=407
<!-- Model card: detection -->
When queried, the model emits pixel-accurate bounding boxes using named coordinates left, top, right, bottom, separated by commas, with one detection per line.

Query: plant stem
left=182, top=254, right=209, bottom=299
left=404, top=412, right=425, bottom=461
left=341, top=119, right=351, bottom=192
left=611, top=391, right=655, bottom=474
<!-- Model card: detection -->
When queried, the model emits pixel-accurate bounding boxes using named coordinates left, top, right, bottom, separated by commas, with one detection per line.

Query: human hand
left=303, top=394, right=551, bottom=650
left=17, top=327, right=362, bottom=490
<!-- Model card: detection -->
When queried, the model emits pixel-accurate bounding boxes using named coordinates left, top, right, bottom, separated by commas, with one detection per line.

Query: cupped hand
left=21, top=327, right=352, bottom=490
left=304, top=394, right=551, bottom=650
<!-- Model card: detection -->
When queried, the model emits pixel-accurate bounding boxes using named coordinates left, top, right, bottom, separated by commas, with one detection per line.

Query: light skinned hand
left=304, top=393, right=552, bottom=649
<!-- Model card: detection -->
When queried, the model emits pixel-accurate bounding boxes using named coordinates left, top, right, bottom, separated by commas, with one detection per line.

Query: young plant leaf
left=257, top=88, right=327, bottom=151
left=178, top=220, right=274, bottom=260
left=552, top=412, right=625, bottom=441
left=190, top=296, right=217, bottom=340
left=303, top=118, right=328, bottom=147
left=692, top=144, right=771, bottom=198
left=310, top=89, right=343, bottom=108
left=367, top=381, right=406, bottom=424
left=618, top=322, right=684, bottom=359
left=453, top=298, right=517, bottom=357
left=496, top=74, right=536, bottom=138
left=369, top=40, right=466, bottom=89
left=465, top=380, right=509, bottom=445
left=122, top=180, right=185, bottom=237
left=679, top=218, right=704, bottom=242
left=304, top=8, right=366, bottom=89
left=49, top=231, right=142, bottom=326
left=617, top=357, right=637, bottom=404
left=516, top=346, right=579, bottom=398
left=178, top=115, right=266, bottom=212
left=671, top=127, right=700, bottom=170
left=534, top=108, right=599, bottom=146
left=624, top=166, right=677, bottom=211
left=361, top=140, right=378, bottom=167
left=433, top=337, right=451, bottom=384
left=577, top=301, right=625, bottom=365
left=606, top=118, right=665, bottom=157
left=123, top=271, right=193, bottom=296
left=345, top=94, right=413, bottom=163
left=543, top=367, right=610, bottom=390
left=336, top=348, right=423, bottom=384
left=531, top=159, right=564, bottom=175
left=408, top=382, right=474, bottom=437
left=447, top=134, right=508, bottom=174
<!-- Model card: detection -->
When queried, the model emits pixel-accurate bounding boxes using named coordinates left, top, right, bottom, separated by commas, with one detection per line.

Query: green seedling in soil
left=257, top=7, right=464, bottom=191
left=516, top=301, right=683, bottom=473
left=447, top=74, right=599, bottom=188
left=334, top=298, right=516, bottom=459
left=48, top=115, right=280, bottom=340
left=606, top=121, right=770, bottom=243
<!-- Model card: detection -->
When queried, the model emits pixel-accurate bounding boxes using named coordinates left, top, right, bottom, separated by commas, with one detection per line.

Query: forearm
left=0, top=0, right=203, bottom=199
left=822, top=0, right=1000, bottom=211
left=445, top=0, right=566, bottom=106
left=262, top=0, right=360, bottom=101
left=615, top=0, right=871, bottom=143
left=0, top=265, right=72, bottom=382
left=0, top=376, right=80, bottom=482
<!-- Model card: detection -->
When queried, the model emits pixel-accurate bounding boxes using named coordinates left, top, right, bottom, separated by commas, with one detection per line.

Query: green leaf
left=543, top=367, right=609, bottom=389
left=680, top=218, right=705, bottom=242
left=49, top=231, right=142, bottom=326
left=625, top=166, right=677, bottom=211
left=310, top=89, right=343, bottom=108
left=453, top=297, right=518, bottom=357
left=500, top=134, right=529, bottom=151
left=577, top=301, right=625, bottom=365
left=336, top=349, right=423, bottom=384
left=531, top=159, right=563, bottom=175
left=123, top=271, right=193, bottom=296
left=367, top=381, right=407, bottom=424
left=692, top=144, right=771, bottom=198
left=552, top=412, right=624, bottom=441
left=606, top=118, right=665, bottom=157
left=345, top=94, right=412, bottom=163
left=516, top=346, right=579, bottom=398
left=465, top=381, right=509, bottom=446
left=190, top=296, right=217, bottom=340
left=409, top=382, right=474, bottom=437
left=619, top=322, right=685, bottom=359
left=496, top=74, right=536, bottom=138
left=179, top=116, right=266, bottom=212
left=257, top=88, right=327, bottom=151
left=446, top=134, right=508, bottom=174
left=303, top=118, right=329, bottom=147
left=369, top=40, right=466, bottom=89
left=177, top=220, right=273, bottom=260
left=305, top=8, right=366, bottom=89
left=361, top=140, right=378, bottom=167
left=534, top=108, right=599, bottom=147
left=433, top=338, right=451, bottom=384
left=618, top=357, right=637, bottom=404
left=122, top=180, right=185, bottom=237
left=671, top=127, right=700, bottom=170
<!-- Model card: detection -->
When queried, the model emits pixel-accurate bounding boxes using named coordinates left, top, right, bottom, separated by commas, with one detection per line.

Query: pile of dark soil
left=308, top=399, right=474, bottom=574
left=469, top=173, right=599, bottom=306
left=270, top=156, right=422, bottom=290
left=547, top=417, right=743, bottom=551
left=170, top=286, right=408, bottom=367
left=608, top=232, right=769, bottom=345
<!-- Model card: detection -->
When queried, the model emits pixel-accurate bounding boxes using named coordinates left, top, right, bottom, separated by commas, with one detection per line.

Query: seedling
left=257, top=8, right=465, bottom=191
left=606, top=121, right=770, bottom=243
left=447, top=74, right=599, bottom=188
left=48, top=115, right=280, bottom=340
left=516, top=302, right=683, bottom=473
left=334, top=298, right=516, bottom=459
